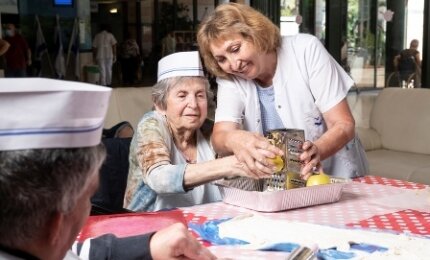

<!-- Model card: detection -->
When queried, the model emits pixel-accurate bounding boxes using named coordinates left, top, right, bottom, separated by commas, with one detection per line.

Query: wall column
left=422, top=0, right=430, bottom=88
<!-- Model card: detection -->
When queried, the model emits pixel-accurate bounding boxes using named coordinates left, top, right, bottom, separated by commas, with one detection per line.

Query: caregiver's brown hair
left=197, top=2, right=281, bottom=79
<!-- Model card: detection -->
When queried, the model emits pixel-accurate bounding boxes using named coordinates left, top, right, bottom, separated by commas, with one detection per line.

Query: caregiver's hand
left=228, top=130, right=283, bottom=177
left=299, top=140, right=322, bottom=180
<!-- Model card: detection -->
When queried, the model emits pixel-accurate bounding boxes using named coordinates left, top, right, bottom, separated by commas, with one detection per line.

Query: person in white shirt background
left=93, top=24, right=117, bottom=86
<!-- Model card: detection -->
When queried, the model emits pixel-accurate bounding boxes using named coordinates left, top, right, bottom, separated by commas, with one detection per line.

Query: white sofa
left=104, top=87, right=154, bottom=130
left=348, top=88, right=430, bottom=185
left=105, top=87, right=430, bottom=185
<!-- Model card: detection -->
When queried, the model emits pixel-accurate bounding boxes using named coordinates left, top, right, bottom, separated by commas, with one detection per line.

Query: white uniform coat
left=215, top=34, right=368, bottom=178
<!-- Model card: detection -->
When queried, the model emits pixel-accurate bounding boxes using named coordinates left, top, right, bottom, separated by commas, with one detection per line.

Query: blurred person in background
left=161, top=31, right=176, bottom=57
left=3, top=23, right=31, bottom=77
left=120, top=32, right=140, bottom=84
left=93, top=24, right=117, bottom=86
left=393, top=39, right=421, bottom=87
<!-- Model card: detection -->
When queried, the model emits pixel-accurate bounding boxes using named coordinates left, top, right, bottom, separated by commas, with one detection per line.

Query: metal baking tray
left=217, top=183, right=345, bottom=212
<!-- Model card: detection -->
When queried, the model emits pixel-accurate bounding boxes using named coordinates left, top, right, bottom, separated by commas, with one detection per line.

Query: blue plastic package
left=189, top=218, right=249, bottom=246
left=349, top=242, right=388, bottom=253
left=190, top=219, right=300, bottom=252
left=317, top=249, right=356, bottom=259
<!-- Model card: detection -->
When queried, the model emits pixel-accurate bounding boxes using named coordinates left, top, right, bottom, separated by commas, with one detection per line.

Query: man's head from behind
left=0, top=79, right=111, bottom=260
left=0, top=146, right=105, bottom=259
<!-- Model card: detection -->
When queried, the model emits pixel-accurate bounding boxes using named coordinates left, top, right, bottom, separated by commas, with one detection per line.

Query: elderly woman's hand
left=218, top=155, right=265, bottom=179
left=228, top=130, right=283, bottom=178
left=299, top=140, right=322, bottom=180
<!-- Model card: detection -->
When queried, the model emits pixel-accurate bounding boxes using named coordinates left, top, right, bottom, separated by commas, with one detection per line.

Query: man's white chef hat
left=157, top=51, right=205, bottom=82
left=0, top=78, right=111, bottom=151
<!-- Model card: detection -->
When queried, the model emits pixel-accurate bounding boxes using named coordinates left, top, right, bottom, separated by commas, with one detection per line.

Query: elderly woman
left=197, top=3, right=368, bottom=180
left=124, top=51, right=266, bottom=212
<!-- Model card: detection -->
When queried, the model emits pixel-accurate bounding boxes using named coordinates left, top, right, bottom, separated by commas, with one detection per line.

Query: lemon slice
left=306, top=173, right=331, bottom=187
left=268, top=155, right=284, bottom=172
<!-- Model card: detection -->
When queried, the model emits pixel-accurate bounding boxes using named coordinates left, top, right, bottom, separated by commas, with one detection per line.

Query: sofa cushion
left=356, top=127, right=381, bottom=151
left=370, top=88, right=430, bottom=155
left=347, top=92, right=378, bottom=129
left=409, top=167, right=430, bottom=185
left=105, top=87, right=154, bottom=129
left=366, top=149, right=430, bottom=185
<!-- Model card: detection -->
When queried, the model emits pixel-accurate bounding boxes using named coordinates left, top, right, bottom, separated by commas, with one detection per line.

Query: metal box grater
left=265, top=128, right=306, bottom=191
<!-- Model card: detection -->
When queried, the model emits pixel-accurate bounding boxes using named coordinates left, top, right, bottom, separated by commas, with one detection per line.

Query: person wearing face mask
left=3, top=23, right=31, bottom=78
left=197, top=3, right=368, bottom=181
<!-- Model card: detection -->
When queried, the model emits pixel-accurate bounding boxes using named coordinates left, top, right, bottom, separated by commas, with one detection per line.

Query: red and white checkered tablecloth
left=353, top=175, right=427, bottom=189
left=346, top=176, right=430, bottom=236
left=182, top=175, right=430, bottom=248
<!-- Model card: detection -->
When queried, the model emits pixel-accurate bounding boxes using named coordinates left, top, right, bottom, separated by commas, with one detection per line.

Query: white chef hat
left=0, top=78, right=111, bottom=151
left=157, top=51, right=204, bottom=82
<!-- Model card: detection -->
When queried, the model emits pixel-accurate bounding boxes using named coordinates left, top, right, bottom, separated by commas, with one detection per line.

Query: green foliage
left=347, top=0, right=359, bottom=49
left=280, top=0, right=297, bottom=17
left=346, top=0, right=387, bottom=66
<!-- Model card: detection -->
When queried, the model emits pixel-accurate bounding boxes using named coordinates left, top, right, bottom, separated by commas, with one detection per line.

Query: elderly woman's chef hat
left=157, top=51, right=205, bottom=82
left=0, top=78, right=111, bottom=151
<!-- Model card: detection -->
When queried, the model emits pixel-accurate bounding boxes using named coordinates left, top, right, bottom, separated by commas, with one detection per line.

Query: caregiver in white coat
left=197, top=3, right=368, bottom=180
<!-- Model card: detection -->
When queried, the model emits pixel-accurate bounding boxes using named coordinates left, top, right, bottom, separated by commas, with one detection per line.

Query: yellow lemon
left=306, top=173, right=331, bottom=187
left=268, top=155, right=284, bottom=172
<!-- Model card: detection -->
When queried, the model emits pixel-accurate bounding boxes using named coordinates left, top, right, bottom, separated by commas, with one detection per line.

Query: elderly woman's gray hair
left=152, top=76, right=213, bottom=110
left=0, top=144, right=106, bottom=247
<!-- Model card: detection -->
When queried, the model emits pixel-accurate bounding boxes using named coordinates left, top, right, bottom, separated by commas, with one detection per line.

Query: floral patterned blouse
left=124, top=111, right=221, bottom=211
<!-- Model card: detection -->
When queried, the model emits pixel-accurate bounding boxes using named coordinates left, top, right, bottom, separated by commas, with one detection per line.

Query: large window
left=346, top=0, right=381, bottom=88
left=346, top=0, right=424, bottom=88
left=279, top=0, right=425, bottom=89
left=280, top=0, right=299, bottom=36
